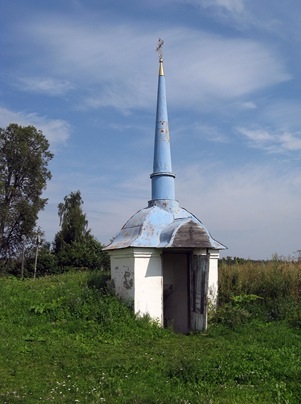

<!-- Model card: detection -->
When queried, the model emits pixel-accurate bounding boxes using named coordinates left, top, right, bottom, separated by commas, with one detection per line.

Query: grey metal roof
left=104, top=200, right=226, bottom=250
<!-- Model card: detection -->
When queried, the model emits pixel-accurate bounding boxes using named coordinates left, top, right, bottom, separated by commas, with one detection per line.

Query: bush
left=56, top=236, right=110, bottom=271
left=213, top=294, right=263, bottom=328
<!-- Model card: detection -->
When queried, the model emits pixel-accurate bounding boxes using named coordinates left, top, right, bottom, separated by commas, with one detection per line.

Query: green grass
left=0, top=270, right=300, bottom=403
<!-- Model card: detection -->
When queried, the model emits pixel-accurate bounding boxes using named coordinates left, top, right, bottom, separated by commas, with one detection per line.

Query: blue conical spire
left=150, top=54, right=175, bottom=201
left=104, top=42, right=226, bottom=252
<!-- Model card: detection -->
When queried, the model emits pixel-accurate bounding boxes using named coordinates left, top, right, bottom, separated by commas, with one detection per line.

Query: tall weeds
left=216, top=259, right=301, bottom=327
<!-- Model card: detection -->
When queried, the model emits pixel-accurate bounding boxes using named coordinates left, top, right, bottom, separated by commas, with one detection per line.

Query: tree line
left=0, top=124, right=109, bottom=277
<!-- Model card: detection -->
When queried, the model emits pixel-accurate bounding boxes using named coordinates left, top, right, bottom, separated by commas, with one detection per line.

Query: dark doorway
left=163, top=252, right=209, bottom=333
left=163, top=252, right=190, bottom=334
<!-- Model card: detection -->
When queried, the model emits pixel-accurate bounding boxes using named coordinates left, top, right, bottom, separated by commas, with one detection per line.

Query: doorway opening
left=163, top=251, right=209, bottom=333
left=163, top=251, right=190, bottom=334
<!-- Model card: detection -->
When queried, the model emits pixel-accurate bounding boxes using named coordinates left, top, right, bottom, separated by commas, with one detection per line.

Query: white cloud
left=0, top=107, right=71, bottom=146
left=18, top=19, right=290, bottom=112
left=3, top=2, right=299, bottom=261
left=241, top=101, right=257, bottom=110
left=181, top=0, right=251, bottom=29
left=263, top=100, right=301, bottom=130
left=76, top=157, right=301, bottom=258
left=16, top=76, right=73, bottom=96
left=179, top=0, right=298, bottom=36
left=167, top=33, right=291, bottom=107
left=186, top=123, right=229, bottom=143
left=200, top=0, right=245, bottom=14
left=279, top=132, right=301, bottom=151
left=238, top=127, right=301, bottom=153
left=38, top=152, right=301, bottom=258
left=176, top=162, right=301, bottom=259
left=239, top=128, right=274, bottom=142
left=38, top=168, right=150, bottom=244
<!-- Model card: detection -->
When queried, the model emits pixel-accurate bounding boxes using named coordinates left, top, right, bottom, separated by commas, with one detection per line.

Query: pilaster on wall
left=208, top=249, right=219, bottom=305
left=109, top=249, right=135, bottom=303
left=109, top=248, right=163, bottom=326
left=133, top=248, right=163, bottom=326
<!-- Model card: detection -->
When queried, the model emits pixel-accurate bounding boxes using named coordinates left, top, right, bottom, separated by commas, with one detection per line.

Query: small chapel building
left=104, top=44, right=226, bottom=333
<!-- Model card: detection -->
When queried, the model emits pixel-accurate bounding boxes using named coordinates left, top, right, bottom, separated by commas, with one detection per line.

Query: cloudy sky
left=1, top=0, right=301, bottom=259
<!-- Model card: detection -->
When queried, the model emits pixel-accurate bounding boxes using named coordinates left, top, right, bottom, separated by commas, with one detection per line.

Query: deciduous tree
left=53, top=191, right=109, bottom=270
left=54, top=190, right=90, bottom=253
left=0, top=124, right=53, bottom=264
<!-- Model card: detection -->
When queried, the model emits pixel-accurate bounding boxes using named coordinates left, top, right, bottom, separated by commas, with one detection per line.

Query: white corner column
left=133, top=248, right=163, bottom=325
left=109, top=248, right=163, bottom=326
left=208, top=249, right=219, bottom=306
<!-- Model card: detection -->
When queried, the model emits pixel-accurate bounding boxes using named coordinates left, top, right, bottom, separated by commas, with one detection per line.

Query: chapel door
left=190, top=254, right=209, bottom=331
left=163, top=252, right=189, bottom=334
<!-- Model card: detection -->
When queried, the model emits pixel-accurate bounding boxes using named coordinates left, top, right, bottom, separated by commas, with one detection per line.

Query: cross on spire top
left=156, top=38, right=164, bottom=60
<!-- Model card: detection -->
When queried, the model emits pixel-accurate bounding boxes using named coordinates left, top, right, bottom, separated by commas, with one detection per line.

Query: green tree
left=26, top=240, right=59, bottom=277
left=54, top=191, right=109, bottom=271
left=56, top=235, right=110, bottom=270
left=0, top=124, right=53, bottom=264
left=54, top=190, right=90, bottom=253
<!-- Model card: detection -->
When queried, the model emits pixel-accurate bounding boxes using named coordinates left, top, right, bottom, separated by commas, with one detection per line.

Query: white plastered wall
left=109, top=249, right=135, bottom=302
left=133, top=248, right=163, bottom=325
left=109, top=248, right=163, bottom=326
left=208, top=249, right=219, bottom=306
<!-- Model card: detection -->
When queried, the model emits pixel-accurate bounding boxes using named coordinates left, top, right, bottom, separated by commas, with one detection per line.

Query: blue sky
left=1, top=0, right=301, bottom=259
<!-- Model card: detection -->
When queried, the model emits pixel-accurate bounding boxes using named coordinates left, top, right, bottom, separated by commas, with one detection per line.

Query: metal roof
left=104, top=200, right=225, bottom=250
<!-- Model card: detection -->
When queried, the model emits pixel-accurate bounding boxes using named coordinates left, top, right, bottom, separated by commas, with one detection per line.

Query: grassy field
left=0, top=264, right=300, bottom=403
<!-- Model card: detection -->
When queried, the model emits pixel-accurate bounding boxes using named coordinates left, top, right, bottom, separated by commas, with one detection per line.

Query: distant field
left=0, top=265, right=300, bottom=403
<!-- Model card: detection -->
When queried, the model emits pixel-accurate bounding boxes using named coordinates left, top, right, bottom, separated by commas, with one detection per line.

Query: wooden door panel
left=190, top=254, right=209, bottom=331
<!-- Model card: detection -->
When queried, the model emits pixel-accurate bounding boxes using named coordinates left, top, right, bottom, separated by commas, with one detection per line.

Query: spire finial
left=156, top=38, right=164, bottom=76
left=156, top=38, right=164, bottom=61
